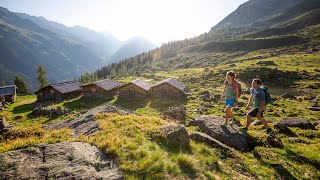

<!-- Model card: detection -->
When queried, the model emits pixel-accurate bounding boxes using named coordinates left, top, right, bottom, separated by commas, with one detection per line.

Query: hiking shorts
left=248, top=108, right=264, bottom=117
left=225, top=99, right=235, bottom=107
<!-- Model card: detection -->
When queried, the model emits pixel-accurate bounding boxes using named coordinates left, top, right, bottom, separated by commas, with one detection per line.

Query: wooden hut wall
left=150, top=83, right=185, bottom=99
left=36, top=87, right=62, bottom=101
left=82, top=84, right=117, bottom=98
left=118, top=83, right=148, bottom=98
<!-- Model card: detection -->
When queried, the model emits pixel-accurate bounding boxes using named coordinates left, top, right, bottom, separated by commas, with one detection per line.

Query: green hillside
left=1, top=0, right=320, bottom=179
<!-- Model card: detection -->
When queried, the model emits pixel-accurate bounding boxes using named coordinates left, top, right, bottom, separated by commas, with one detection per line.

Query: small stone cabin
left=35, top=81, right=82, bottom=102
left=81, top=79, right=122, bottom=98
left=150, top=78, right=186, bottom=99
left=118, top=79, right=151, bottom=99
left=0, top=85, right=17, bottom=102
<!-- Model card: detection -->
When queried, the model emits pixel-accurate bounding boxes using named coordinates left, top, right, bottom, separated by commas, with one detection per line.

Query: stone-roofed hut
left=35, top=81, right=82, bottom=102
left=118, top=79, right=151, bottom=99
left=150, top=78, right=186, bottom=99
left=81, top=79, right=122, bottom=98
left=0, top=85, right=17, bottom=102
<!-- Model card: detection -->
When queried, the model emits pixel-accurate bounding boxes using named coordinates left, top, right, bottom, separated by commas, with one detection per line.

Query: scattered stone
left=31, top=106, right=70, bottom=117
left=0, top=142, right=123, bottom=179
left=251, top=120, right=269, bottom=126
left=211, top=94, right=221, bottom=102
left=280, top=93, right=296, bottom=99
left=256, top=61, right=276, bottom=66
left=309, top=107, right=320, bottom=111
left=163, top=105, right=187, bottom=124
left=188, top=116, right=252, bottom=151
left=160, top=124, right=190, bottom=148
left=274, top=118, right=315, bottom=130
left=229, top=63, right=236, bottom=67
left=287, top=137, right=305, bottom=143
left=274, top=123, right=296, bottom=136
left=14, top=116, right=23, bottom=120
left=267, top=134, right=283, bottom=148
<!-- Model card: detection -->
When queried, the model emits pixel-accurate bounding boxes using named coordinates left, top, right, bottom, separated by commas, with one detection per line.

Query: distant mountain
left=15, top=13, right=121, bottom=61
left=0, top=7, right=114, bottom=91
left=209, top=0, right=320, bottom=37
left=110, top=37, right=156, bottom=63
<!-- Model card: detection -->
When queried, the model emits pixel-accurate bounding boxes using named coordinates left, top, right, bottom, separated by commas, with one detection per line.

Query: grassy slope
left=1, top=21, right=320, bottom=179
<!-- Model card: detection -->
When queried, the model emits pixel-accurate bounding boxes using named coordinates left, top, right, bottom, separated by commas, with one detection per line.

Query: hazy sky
left=0, top=0, right=247, bottom=45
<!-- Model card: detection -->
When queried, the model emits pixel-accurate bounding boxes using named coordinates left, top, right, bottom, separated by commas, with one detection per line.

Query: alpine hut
left=118, top=79, right=151, bottom=99
left=0, top=85, right=17, bottom=102
left=150, top=78, right=186, bottom=99
left=35, top=81, right=82, bottom=102
left=81, top=79, right=122, bottom=98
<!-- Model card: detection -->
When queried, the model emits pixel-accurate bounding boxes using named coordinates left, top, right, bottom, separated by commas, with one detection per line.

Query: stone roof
left=0, top=85, right=17, bottom=96
left=36, top=81, right=82, bottom=94
left=82, top=79, right=122, bottom=91
left=131, top=79, right=151, bottom=91
left=152, top=78, right=185, bottom=92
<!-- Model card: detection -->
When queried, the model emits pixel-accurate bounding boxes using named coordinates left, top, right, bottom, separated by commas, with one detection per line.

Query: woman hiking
left=221, top=71, right=240, bottom=126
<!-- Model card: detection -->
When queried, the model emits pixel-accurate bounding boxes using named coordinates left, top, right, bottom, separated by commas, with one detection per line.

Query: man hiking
left=242, top=78, right=273, bottom=134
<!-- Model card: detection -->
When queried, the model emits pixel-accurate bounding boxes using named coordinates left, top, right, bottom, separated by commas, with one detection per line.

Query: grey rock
left=163, top=105, right=187, bottom=124
left=280, top=93, right=296, bottom=99
left=160, top=124, right=190, bottom=148
left=189, top=132, right=233, bottom=152
left=274, top=118, right=315, bottom=130
left=188, top=116, right=251, bottom=151
left=46, top=103, right=133, bottom=137
left=0, top=142, right=123, bottom=179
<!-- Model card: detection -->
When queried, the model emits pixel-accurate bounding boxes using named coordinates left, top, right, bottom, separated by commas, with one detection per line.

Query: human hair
left=253, top=78, right=262, bottom=85
left=226, top=71, right=236, bottom=79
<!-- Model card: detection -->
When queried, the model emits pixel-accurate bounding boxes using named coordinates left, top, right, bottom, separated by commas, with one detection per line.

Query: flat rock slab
left=189, top=131, right=233, bottom=152
left=274, top=118, right=315, bottom=130
left=46, top=103, right=133, bottom=136
left=0, top=142, right=123, bottom=180
left=188, top=116, right=251, bottom=151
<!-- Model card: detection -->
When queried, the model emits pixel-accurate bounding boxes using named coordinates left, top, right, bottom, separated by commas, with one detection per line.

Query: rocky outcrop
left=31, top=106, right=69, bottom=117
left=162, top=105, right=187, bottom=124
left=0, top=142, right=123, bottom=179
left=189, top=132, right=233, bottom=152
left=46, top=103, right=133, bottom=136
left=159, top=124, right=190, bottom=148
left=274, top=118, right=315, bottom=130
left=188, top=116, right=251, bottom=151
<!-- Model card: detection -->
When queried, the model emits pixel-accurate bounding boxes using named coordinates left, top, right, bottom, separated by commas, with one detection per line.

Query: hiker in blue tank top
left=221, top=71, right=240, bottom=126
left=242, top=78, right=273, bottom=134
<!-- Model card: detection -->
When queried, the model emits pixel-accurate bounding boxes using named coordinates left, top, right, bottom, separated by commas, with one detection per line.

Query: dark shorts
left=248, top=108, right=263, bottom=117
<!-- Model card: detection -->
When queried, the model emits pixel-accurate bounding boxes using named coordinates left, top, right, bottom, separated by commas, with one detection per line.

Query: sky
left=0, top=0, right=247, bottom=45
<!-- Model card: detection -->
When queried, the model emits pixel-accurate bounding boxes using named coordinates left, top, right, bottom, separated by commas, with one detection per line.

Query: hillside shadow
left=149, top=97, right=187, bottom=112
left=252, top=150, right=297, bottom=180
left=13, top=102, right=37, bottom=114
left=113, top=97, right=150, bottom=111
left=284, top=148, right=320, bottom=170
left=63, top=96, right=111, bottom=111
left=238, top=67, right=306, bottom=87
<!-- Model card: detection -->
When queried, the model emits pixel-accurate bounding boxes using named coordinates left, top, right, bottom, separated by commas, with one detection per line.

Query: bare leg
left=257, top=115, right=270, bottom=129
left=246, top=114, right=252, bottom=128
left=225, top=106, right=232, bottom=124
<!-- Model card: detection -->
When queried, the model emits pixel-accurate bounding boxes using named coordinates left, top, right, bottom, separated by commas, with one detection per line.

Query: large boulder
left=160, top=124, right=190, bottom=148
left=0, top=116, right=8, bottom=130
left=274, top=118, right=315, bottom=130
left=188, top=116, right=251, bottom=151
left=162, top=105, right=187, bottom=124
left=0, top=142, right=123, bottom=179
left=189, top=132, right=233, bottom=152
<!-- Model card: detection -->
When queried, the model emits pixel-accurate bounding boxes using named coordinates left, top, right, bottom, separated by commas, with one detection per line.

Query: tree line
left=1, top=65, right=48, bottom=95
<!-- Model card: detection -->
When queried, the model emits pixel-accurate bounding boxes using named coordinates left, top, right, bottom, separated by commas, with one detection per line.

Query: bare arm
left=221, top=86, right=226, bottom=100
left=246, top=94, right=253, bottom=109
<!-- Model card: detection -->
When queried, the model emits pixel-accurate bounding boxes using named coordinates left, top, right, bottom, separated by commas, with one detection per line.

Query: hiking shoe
left=223, top=120, right=228, bottom=126
left=266, top=128, right=274, bottom=134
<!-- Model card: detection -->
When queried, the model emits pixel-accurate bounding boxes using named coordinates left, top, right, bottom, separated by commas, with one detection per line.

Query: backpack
left=225, top=80, right=242, bottom=97
left=261, top=86, right=271, bottom=105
